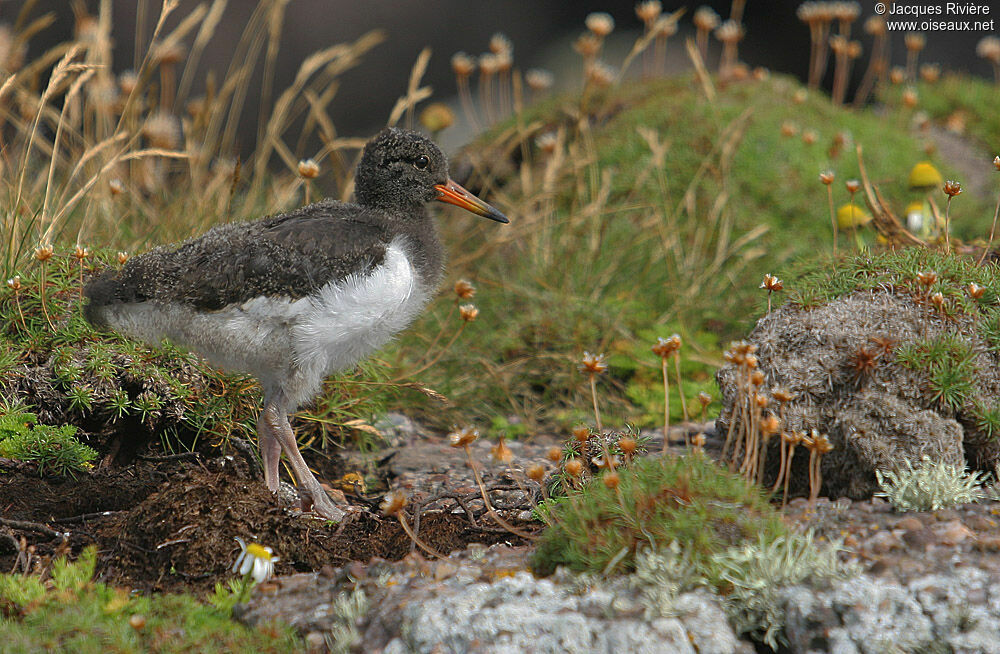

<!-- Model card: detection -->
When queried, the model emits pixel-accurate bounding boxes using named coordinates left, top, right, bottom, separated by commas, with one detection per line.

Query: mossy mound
left=716, top=248, right=1000, bottom=500
left=400, top=72, right=996, bottom=432
left=532, top=453, right=786, bottom=577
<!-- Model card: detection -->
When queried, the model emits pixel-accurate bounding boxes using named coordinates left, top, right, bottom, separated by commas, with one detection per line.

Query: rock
left=715, top=291, right=999, bottom=500
left=895, top=516, right=924, bottom=531
left=936, top=520, right=973, bottom=546
left=901, top=527, right=935, bottom=551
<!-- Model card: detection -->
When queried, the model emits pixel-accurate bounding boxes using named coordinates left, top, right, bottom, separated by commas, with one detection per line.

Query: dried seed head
left=902, top=88, right=918, bottom=108
left=651, top=334, right=681, bottom=358
left=587, top=60, right=616, bottom=87
left=845, top=179, right=860, bottom=194
left=693, top=6, right=720, bottom=31
left=585, top=12, right=615, bottom=37
left=715, top=20, right=744, bottom=43
left=380, top=490, right=408, bottom=516
left=451, top=52, right=475, bottom=76
left=142, top=112, right=182, bottom=149
left=802, top=129, right=817, bottom=145
left=129, top=614, right=146, bottom=631
left=636, top=0, right=663, bottom=25
left=454, top=279, right=476, bottom=299
left=118, top=70, right=139, bottom=96
left=760, top=273, right=783, bottom=292
left=697, top=392, right=712, bottom=408
left=967, top=282, right=985, bottom=299
left=72, top=245, right=89, bottom=261
left=904, top=32, right=926, bottom=52
left=579, top=351, right=608, bottom=375
left=919, top=63, right=940, bottom=83
left=602, top=471, right=620, bottom=489
left=572, top=425, right=591, bottom=443
left=864, top=15, right=887, bottom=36
left=108, top=178, right=125, bottom=195
left=573, top=33, right=601, bottom=58
left=527, top=464, right=545, bottom=482
left=977, top=36, right=1000, bottom=64
left=753, top=391, right=769, bottom=407
left=780, top=122, right=799, bottom=137
left=489, top=32, right=512, bottom=56
left=448, top=427, right=479, bottom=448
left=943, top=180, right=962, bottom=197
left=916, top=271, right=938, bottom=287
left=535, top=132, right=558, bottom=154
left=691, top=432, right=706, bottom=448
left=459, top=304, right=479, bottom=322
left=34, top=244, right=53, bottom=262
left=117, top=251, right=130, bottom=265
left=564, top=458, right=583, bottom=477
left=994, top=155, right=1000, bottom=171
left=6, top=275, right=20, bottom=291
left=889, top=67, right=905, bottom=85
left=772, top=386, right=795, bottom=403
left=297, top=158, right=320, bottom=179
left=819, top=170, right=835, bottom=185
left=419, top=103, right=455, bottom=133
left=618, top=437, right=637, bottom=455
left=930, top=291, right=945, bottom=309
left=490, top=437, right=513, bottom=463
left=793, top=89, right=808, bottom=104
left=525, top=68, right=554, bottom=91
left=479, top=53, right=499, bottom=75
left=761, top=414, right=781, bottom=434
left=653, top=16, right=678, bottom=37
left=745, top=354, right=759, bottom=370
left=546, top=446, right=563, bottom=462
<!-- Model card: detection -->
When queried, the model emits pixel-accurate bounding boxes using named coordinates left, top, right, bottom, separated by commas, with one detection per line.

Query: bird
left=84, top=127, right=508, bottom=520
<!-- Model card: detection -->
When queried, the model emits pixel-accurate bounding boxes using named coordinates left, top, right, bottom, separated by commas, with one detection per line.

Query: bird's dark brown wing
left=98, top=201, right=392, bottom=311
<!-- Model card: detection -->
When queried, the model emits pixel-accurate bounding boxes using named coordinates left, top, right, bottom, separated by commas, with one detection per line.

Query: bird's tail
left=82, top=271, right=120, bottom=328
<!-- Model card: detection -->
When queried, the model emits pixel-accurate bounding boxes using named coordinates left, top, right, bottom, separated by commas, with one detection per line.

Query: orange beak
left=434, top=178, right=508, bottom=223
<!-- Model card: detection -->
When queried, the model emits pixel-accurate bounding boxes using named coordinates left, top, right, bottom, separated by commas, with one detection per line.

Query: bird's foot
left=299, top=485, right=350, bottom=522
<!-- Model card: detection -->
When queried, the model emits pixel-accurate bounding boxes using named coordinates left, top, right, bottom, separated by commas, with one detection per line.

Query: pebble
left=936, top=520, right=973, bottom=546
left=867, top=530, right=903, bottom=554
left=901, top=528, right=934, bottom=551
left=933, top=509, right=961, bottom=522
left=895, top=516, right=924, bottom=531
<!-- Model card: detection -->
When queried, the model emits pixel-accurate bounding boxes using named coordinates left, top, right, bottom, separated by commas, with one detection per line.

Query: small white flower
left=233, top=536, right=278, bottom=584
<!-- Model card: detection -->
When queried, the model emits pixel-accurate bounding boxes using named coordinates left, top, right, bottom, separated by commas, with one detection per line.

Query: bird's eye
left=413, top=155, right=429, bottom=170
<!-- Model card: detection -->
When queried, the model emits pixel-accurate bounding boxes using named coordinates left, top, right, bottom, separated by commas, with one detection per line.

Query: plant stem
left=39, top=262, right=54, bottom=330
left=944, top=196, right=953, bottom=253
left=395, top=322, right=466, bottom=381
left=396, top=512, right=445, bottom=558
left=978, top=192, right=1000, bottom=265
left=827, top=184, right=837, bottom=255
left=589, top=373, right=603, bottom=434
left=464, top=445, right=535, bottom=539
left=673, top=352, right=688, bottom=424
left=661, top=358, right=670, bottom=453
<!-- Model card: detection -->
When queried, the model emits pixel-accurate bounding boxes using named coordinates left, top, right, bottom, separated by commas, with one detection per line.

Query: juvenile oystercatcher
left=85, top=127, right=508, bottom=520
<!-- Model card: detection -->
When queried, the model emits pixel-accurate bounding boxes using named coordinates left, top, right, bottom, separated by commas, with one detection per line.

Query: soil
left=0, top=440, right=538, bottom=594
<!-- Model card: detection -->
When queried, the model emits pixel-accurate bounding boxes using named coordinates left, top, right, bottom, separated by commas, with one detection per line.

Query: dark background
left=3, top=0, right=997, bottom=143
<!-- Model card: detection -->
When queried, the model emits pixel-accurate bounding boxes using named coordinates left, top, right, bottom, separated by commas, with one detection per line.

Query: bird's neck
left=393, top=209, right=445, bottom=290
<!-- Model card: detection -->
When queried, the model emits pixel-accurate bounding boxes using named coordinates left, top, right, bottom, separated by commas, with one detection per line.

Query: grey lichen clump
left=717, top=260, right=1000, bottom=500
left=875, top=456, right=987, bottom=511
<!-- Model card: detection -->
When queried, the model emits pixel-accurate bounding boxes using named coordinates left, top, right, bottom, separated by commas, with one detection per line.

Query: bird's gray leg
left=256, top=398, right=283, bottom=492
left=261, top=401, right=346, bottom=521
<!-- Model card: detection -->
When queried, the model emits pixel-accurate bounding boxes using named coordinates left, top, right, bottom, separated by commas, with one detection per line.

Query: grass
left=0, top=547, right=300, bottom=653
left=393, top=71, right=997, bottom=433
left=532, top=453, right=787, bottom=576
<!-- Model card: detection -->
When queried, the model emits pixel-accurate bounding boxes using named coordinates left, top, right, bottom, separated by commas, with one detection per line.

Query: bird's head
left=355, top=127, right=508, bottom=224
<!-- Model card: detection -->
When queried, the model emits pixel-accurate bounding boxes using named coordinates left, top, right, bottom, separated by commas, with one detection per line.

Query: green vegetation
left=398, top=72, right=997, bottom=432
left=875, top=456, right=987, bottom=511
left=532, top=453, right=788, bottom=576
left=0, top=404, right=95, bottom=476
left=537, top=454, right=857, bottom=647
left=0, top=547, right=300, bottom=653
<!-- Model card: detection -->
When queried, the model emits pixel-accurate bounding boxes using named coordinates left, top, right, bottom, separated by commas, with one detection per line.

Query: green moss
left=532, top=453, right=787, bottom=578
left=0, top=547, right=300, bottom=653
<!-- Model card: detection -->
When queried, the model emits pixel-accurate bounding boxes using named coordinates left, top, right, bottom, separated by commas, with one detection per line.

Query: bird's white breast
left=102, top=237, right=431, bottom=408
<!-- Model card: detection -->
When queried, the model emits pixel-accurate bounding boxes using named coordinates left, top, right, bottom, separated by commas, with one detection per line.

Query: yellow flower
left=908, top=161, right=943, bottom=189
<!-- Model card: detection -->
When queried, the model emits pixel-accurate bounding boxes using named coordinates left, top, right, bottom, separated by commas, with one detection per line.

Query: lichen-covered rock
left=716, top=290, right=1000, bottom=500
